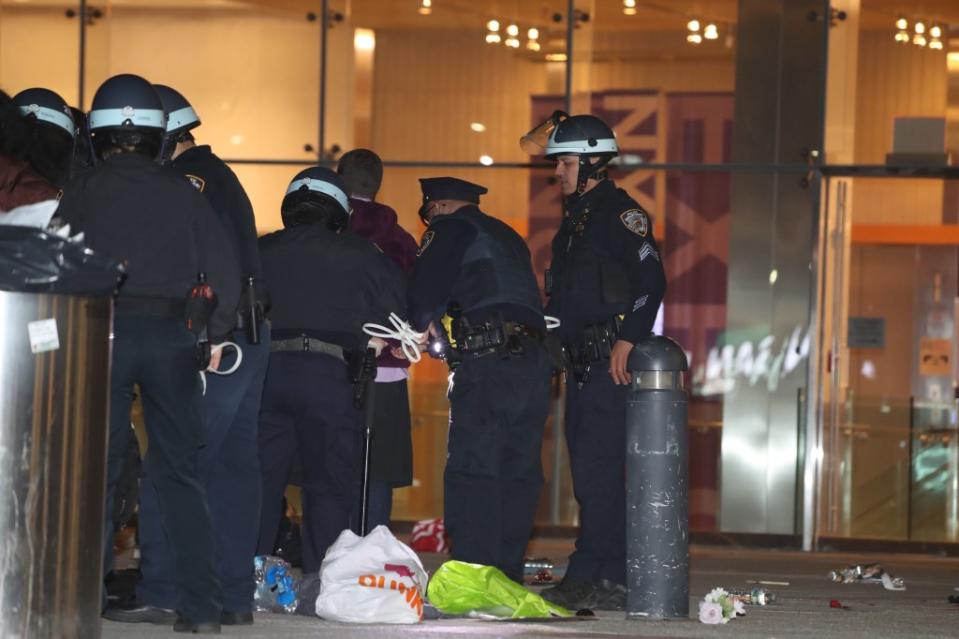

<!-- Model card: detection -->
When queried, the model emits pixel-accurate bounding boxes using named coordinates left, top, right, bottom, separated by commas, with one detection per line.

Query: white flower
left=733, top=599, right=746, bottom=616
left=705, top=587, right=728, bottom=603
left=699, top=601, right=725, bottom=624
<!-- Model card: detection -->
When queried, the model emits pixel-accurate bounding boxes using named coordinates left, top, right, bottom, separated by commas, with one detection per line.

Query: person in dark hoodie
left=337, top=148, right=418, bottom=531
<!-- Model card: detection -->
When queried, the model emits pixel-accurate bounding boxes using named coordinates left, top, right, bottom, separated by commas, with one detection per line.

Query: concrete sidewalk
left=102, top=544, right=959, bottom=638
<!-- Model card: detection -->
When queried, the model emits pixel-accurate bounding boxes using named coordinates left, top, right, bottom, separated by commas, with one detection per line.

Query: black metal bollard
left=625, top=336, right=689, bottom=620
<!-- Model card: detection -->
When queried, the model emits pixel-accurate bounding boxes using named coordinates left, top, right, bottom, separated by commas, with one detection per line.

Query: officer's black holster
left=453, top=319, right=543, bottom=361
left=564, top=315, right=622, bottom=386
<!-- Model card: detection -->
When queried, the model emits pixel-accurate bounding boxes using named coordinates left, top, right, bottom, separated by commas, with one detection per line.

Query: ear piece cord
left=199, top=340, right=243, bottom=395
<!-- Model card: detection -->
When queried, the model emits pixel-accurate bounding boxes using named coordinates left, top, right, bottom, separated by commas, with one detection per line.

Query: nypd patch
left=620, top=209, right=648, bottom=237
left=416, top=230, right=435, bottom=257
left=185, top=174, right=206, bottom=192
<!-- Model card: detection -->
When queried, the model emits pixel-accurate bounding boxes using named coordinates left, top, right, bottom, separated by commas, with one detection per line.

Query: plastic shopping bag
left=314, top=526, right=428, bottom=624
left=426, top=560, right=573, bottom=619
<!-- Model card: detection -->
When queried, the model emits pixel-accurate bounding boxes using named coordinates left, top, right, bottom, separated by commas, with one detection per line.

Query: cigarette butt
left=746, top=580, right=790, bottom=586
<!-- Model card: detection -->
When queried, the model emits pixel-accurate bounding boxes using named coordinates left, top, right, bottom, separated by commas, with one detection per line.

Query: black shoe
left=173, top=614, right=221, bottom=634
left=539, top=579, right=597, bottom=610
left=103, top=604, right=177, bottom=625
left=589, top=579, right=627, bottom=611
left=220, top=610, right=254, bottom=625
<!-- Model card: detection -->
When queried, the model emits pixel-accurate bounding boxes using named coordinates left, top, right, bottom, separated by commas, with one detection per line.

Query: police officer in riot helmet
left=116, top=83, right=271, bottom=627
left=11, top=87, right=76, bottom=187
left=57, top=73, right=240, bottom=633
left=407, top=177, right=551, bottom=584
left=522, top=111, right=667, bottom=610
left=256, top=167, right=405, bottom=577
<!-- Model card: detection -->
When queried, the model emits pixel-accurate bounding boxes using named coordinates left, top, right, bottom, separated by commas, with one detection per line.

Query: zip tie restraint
left=200, top=340, right=243, bottom=395
left=362, top=313, right=426, bottom=363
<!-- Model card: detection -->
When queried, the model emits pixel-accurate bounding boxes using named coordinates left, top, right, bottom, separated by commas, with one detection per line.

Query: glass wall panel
left=820, top=176, right=959, bottom=543
left=0, top=1, right=80, bottom=105
left=327, top=0, right=563, bottom=164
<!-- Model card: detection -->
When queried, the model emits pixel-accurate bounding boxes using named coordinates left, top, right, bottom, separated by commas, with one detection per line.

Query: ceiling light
left=687, top=19, right=700, bottom=32
left=470, top=122, right=486, bottom=132
left=895, top=29, right=909, bottom=43
left=418, top=0, right=431, bottom=16
left=485, top=32, right=501, bottom=44
left=487, top=19, right=499, bottom=32
left=623, top=0, right=637, bottom=14
left=505, top=37, right=520, bottom=48
left=930, top=38, right=943, bottom=50
left=930, top=25, right=942, bottom=38
left=479, top=155, right=494, bottom=166
left=506, top=24, right=519, bottom=37
left=353, top=29, right=375, bottom=51
left=896, top=17, right=907, bottom=30
left=527, top=27, right=539, bottom=40
left=704, top=23, right=718, bottom=40
left=687, top=32, right=702, bottom=44
left=914, top=21, right=925, bottom=34
left=526, top=40, right=541, bottom=51
left=913, top=32, right=927, bottom=47
left=545, top=52, right=567, bottom=62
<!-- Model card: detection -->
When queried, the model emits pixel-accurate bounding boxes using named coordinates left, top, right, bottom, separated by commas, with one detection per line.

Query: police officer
left=11, top=87, right=76, bottom=187
left=522, top=112, right=667, bottom=610
left=118, top=84, right=270, bottom=626
left=56, top=73, right=239, bottom=633
left=407, top=177, right=551, bottom=584
left=256, top=167, right=405, bottom=575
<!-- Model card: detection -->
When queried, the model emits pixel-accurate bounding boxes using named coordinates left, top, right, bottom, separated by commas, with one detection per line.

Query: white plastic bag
left=314, top=525, right=427, bottom=624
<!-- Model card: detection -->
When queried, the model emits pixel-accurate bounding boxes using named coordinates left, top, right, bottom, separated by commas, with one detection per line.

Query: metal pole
left=564, top=0, right=573, bottom=114
left=78, top=0, right=87, bottom=108
left=318, top=0, right=328, bottom=163
left=625, top=336, right=689, bottom=620
left=359, top=380, right=376, bottom=536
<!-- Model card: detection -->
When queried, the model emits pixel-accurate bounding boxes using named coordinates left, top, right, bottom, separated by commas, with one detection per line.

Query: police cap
left=419, top=177, right=487, bottom=204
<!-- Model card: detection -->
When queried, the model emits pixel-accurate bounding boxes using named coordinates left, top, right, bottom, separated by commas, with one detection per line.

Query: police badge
left=620, top=208, right=648, bottom=237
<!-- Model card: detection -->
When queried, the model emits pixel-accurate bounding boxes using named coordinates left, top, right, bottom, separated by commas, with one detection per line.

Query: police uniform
left=58, top=151, right=239, bottom=626
left=136, top=142, right=270, bottom=619
left=407, top=177, right=551, bottom=583
left=547, top=177, right=666, bottom=589
left=255, top=185, right=405, bottom=574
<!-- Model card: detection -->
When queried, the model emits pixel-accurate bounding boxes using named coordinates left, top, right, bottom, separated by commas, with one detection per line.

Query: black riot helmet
left=88, top=74, right=167, bottom=161
left=521, top=110, right=618, bottom=194
left=153, top=84, right=200, bottom=139
left=13, top=88, right=76, bottom=139
left=280, top=166, right=351, bottom=231
left=12, top=87, right=76, bottom=186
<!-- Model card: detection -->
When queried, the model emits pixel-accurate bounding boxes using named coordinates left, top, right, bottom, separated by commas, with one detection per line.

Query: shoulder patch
left=416, top=229, right=435, bottom=257
left=620, top=209, right=648, bottom=237
left=185, top=174, right=206, bottom=192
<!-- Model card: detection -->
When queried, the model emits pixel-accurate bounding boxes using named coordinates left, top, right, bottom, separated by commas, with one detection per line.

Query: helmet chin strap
left=575, top=155, right=611, bottom=194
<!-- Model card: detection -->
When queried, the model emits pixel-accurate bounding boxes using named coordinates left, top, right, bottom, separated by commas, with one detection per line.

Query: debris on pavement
left=829, top=599, right=850, bottom=610
left=698, top=588, right=746, bottom=624
left=254, top=555, right=299, bottom=613
left=728, top=587, right=776, bottom=605
left=828, top=563, right=906, bottom=591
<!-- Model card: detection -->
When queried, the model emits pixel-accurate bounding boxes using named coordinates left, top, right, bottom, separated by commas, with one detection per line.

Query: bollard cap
left=627, top=335, right=688, bottom=373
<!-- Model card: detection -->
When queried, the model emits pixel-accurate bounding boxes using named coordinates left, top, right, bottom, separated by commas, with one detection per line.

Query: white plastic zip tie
left=362, top=313, right=425, bottom=363
left=200, top=341, right=243, bottom=395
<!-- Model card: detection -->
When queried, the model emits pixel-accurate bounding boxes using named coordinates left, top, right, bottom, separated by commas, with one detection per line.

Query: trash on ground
left=427, top=560, right=573, bottom=619
left=254, top=555, right=299, bottom=613
left=409, top=517, right=450, bottom=553
left=698, top=588, right=746, bottom=624
left=524, top=558, right=554, bottom=584
left=828, top=563, right=905, bottom=591
left=314, top=525, right=427, bottom=624
left=829, top=599, right=850, bottom=610
left=728, top=587, right=776, bottom=605
left=746, top=579, right=790, bottom=587
left=947, top=594, right=959, bottom=605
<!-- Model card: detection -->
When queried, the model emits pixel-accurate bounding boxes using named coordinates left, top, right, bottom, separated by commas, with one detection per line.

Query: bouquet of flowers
left=698, top=587, right=746, bottom=624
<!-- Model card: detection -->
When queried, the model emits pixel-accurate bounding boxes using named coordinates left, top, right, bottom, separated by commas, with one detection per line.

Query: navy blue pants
left=256, top=352, right=358, bottom=574
left=105, top=314, right=221, bottom=623
left=444, top=342, right=551, bottom=583
left=564, top=370, right=628, bottom=586
left=138, top=328, right=271, bottom=613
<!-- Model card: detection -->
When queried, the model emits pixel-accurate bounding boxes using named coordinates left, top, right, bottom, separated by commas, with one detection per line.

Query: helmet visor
left=520, top=110, right=568, bottom=154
